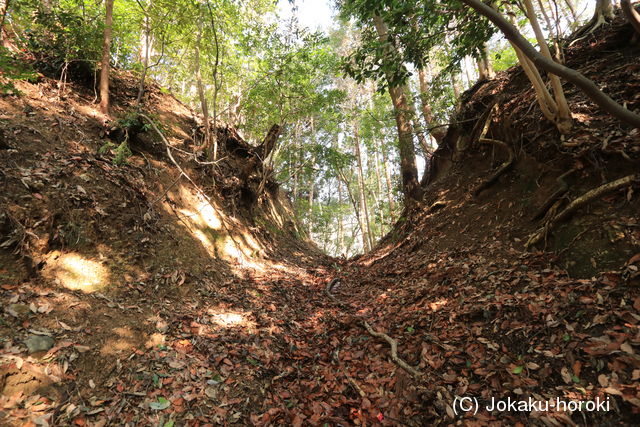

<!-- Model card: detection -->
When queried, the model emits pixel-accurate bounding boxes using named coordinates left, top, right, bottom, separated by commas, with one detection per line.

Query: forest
left=1, top=0, right=640, bottom=425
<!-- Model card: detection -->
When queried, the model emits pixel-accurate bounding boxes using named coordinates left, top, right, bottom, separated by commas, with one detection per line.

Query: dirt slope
left=325, top=14, right=640, bottom=426
left=1, top=14, right=640, bottom=427
left=0, top=61, right=333, bottom=426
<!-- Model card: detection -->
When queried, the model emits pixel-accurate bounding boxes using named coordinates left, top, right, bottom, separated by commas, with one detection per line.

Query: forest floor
left=2, top=18, right=640, bottom=427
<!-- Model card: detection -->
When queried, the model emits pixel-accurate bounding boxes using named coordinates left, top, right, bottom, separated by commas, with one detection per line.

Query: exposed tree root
left=472, top=104, right=515, bottom=196
left=324, top=278, right=423, bottom=379
left=526, top=174, right=639, bottom=248
left=473, top=138, right=515, bottom=196
left=531, top=168, right=578, bottom=220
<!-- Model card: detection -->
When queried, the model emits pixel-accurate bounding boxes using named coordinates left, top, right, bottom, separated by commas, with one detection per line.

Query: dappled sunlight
left=74, top=103, right=103, bottom=121
left=41, top=251, right=110, bottom=293
left=211, top=312, right=245, bottom=326
left=175, top=185, right=223, bottom=231
left=164, top=184, right=268, bottom=265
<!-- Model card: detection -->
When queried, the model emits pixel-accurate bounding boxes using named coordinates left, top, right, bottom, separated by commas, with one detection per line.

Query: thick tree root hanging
left=473, top=138, right=515, bottom=196
left=531, top=168, right=578, bottom=220
left=526, top=174, right=639, bottom=248
left=324, top=279, right=423, bottom=379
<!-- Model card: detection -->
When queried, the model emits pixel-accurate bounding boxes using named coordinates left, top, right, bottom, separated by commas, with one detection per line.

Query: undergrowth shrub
left=11, top=2, right=102, bottom=82
left=0, top=47, right=39, bottom=96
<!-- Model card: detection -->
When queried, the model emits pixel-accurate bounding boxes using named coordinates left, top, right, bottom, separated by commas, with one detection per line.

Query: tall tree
left=372, top=15, right=422, bottom=204
left=194, top=22, right=211, bottom=149
left=0, top=0, right=10, bottom=42
left=353, top=121, right=373, bottom=251
left=135, top=0, right=153, bottom=107
left=476, top=42, right=494, bottom=80
left=99, top=0, right=115, bottom=114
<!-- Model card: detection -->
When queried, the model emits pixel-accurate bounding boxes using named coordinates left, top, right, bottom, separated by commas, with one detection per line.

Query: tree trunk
left=380, top=140, right=396, bottom=221
left=353, top=123, right=372, bottom=251
left=575, top=0, right=614, bottom=36
left=462, top=0, right=640, bottom=129
left=524, top=0, right=573, bottom=133
left=292, top=123, right=299, bottom=201
left=307, top=119, right=316, bottom=237
left=476, top=42, right=494, bottom=80
left=194, top=26, right=211, bottom=149
left=564, top=0, right=578, bottom=22
left=404, top=85, right=431, bottom=157
left=372, top=15, right=422, bottom=204
left=136, top=0, right=152, bottom=107
left=504, top=7, right=559, bottom=123
left=337, top=168, right=364, bottom=251
left=337, top=178, right=345, bottom=255
left=622, top=0, right=640, bottom=36
left=596, top=0, right=614, bottom=20
left=417, top=66, right=445, bottom=143
left=451, top=72, right=462, bottom=108
left=99, top=0, right=114, bottom=114
left=464, top=55, right=474, bottom=84
left=372, top=149, right=384, bottom=232
left=0, top=0, right=10, bottom=42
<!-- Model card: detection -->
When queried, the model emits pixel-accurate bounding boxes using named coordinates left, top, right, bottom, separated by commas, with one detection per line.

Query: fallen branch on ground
left=324, top=278, right=423, bottom=379
left=526, top=174, right=639, bottom=248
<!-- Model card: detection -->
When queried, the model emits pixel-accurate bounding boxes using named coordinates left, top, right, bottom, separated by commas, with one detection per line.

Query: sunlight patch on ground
left=207, top=308, right=257, bottom=332
left=100, top=327, right=138, bottom=355
left=174, top=185, right=222, bottom=231
left=41, top=251, right=110, bottom=293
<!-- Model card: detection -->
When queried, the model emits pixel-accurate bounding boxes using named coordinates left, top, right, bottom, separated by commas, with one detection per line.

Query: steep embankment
left=328, top=14, right=640, bottom=426
left=0, top=61, right=335, bottom=426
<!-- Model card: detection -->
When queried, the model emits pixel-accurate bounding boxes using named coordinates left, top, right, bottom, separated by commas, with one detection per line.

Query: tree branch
left=461, top=0, right=640, bottom=129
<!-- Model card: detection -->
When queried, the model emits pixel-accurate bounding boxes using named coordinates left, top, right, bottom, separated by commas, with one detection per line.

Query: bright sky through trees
left=277, top=0, right=335, bottom=32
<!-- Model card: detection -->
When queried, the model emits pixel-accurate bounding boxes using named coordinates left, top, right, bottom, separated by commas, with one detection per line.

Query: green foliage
left=98, top=141, right=115, bottom=156
left=0, top=48, right=39, bottom=96
left=13, top=1, right=103, bottom=75
left=491, top=43, right=519, bottom=72
left=339, top=0, right=495, bottom=89
left=113, top=140, right=132, bottom=165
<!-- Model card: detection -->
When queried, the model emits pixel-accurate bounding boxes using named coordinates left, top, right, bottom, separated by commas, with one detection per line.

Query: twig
left=324, top=279, right=423, bottom=379
left=360, top=320, right=423, bottom=378
left=344, top=371, right=366, bottom=397
left=148, top=174, right=182, bottom=208
left=557, top=227, right=591, bottom=255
